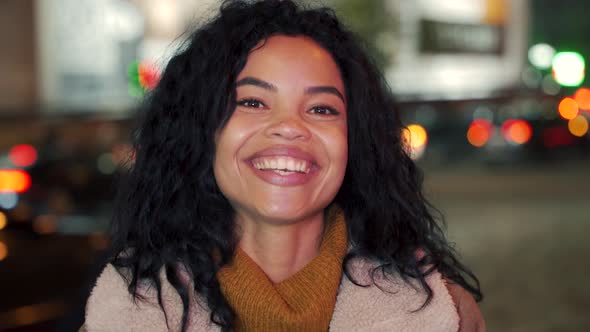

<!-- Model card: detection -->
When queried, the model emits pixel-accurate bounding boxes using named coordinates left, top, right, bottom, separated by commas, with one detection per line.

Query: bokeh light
left=0, top=241, right=7, bottom=261
left=0, top=212, right=7, bottom=230
left=8, top=145, right=38, bottom=168
left=0, top=170, right=32, bottom=193
left=568, top=115, right=589, bottom=137
left=558, top=97, right=579, bottom=120
left=574, top=88, right=590, bottom=110
left=0, top=193, right=18, bottom=210
left=552, top=52, right=585, bottom=87
left=502, top=119, right=532, bottom=145
left=138, top=62, right=161, bottom=90
left=403, top=124, right=428, bottom=160
left=404, top=124, right=428, bottom=149
left=528, top=43, right=555, bottom=69
left=128, top=60, right=161, bottom=96
left=467, top=119, right=494, bottom=147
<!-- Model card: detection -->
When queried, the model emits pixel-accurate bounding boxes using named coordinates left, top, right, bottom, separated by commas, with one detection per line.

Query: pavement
left=425, top=161, right=590, bottom=331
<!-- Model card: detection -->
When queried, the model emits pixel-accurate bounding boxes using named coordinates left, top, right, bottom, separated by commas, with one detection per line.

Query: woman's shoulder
left=331, top=258, right=479, bottom=332
left=85, top=263, right=220, bottom=331
left=445, top=281, right=486, bottom=332
left=84, top=264, right=170, bottom=331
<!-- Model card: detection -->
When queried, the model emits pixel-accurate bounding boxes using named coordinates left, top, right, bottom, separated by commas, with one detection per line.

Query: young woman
left=83, top=0, right=485, bottom=331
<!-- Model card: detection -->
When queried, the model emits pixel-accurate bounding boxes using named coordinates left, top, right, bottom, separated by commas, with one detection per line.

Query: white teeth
left=277, top=158, right=287, bottom=171
left=273, top=170, right=296, bottom=175
left=287, top=159, right=295, bottom=172
left=251, top=156, right=312, bottom=174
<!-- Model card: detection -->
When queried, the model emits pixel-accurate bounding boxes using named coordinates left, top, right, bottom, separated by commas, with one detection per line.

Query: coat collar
left=85, top=259, right=459, bottom=331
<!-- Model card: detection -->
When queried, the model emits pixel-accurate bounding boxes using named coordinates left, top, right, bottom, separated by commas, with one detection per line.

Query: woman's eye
left=309, top=106, right=340, bottom=116
left=237, top=99, right=265, bottom=108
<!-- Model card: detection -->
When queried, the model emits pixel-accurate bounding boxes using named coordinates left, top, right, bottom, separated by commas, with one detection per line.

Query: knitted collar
left=217, top=206, right=348, bottom=331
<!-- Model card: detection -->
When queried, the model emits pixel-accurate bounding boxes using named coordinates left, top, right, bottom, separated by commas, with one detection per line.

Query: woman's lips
left=245, top=146, right=319, bottom=186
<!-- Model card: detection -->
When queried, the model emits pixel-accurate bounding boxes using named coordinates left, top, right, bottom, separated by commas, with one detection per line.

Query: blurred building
left=0, top=0, right=587, bottom=160
left=1, top=0, right=529, bottom=115
left=0, top=0, right=36, bottom=114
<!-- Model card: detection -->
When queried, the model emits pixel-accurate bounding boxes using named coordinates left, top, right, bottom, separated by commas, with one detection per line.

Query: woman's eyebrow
left=235, top=77, right=277, bottom=91
left=305, top=86, right=345, bottom=103
left=235, top=76, right=345, bottom=103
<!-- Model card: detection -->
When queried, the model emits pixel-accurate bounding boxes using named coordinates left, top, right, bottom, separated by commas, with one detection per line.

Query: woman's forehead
left=238, top=35, right=345, bottom=91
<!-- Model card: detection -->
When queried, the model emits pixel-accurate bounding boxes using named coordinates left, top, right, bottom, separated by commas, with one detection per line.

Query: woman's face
left=213, top=35, right=348, bottom=225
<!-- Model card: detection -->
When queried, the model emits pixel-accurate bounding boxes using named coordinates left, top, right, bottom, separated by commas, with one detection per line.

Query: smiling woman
left=215, top=36, right=348, bottom=237
left=83, top=1, right=484, bottom=331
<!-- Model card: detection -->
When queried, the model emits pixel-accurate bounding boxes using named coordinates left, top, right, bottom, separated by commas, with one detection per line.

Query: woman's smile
left=245, top=145, right=320, bottom=186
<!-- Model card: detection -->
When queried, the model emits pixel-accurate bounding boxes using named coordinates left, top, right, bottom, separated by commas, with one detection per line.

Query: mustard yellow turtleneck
left=217, top=206, right=348, bottom=332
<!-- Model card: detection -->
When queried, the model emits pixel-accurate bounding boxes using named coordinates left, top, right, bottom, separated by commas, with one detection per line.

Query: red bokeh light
left=467, top=119, right=493, bottom=147
left=501, top=119, right=532, bottom=144
left=8, top=144, right=37, bottom=167
left=138, top=62, right=161, bottom=90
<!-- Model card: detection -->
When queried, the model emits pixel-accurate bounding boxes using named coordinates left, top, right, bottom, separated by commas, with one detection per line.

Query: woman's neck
left=236, top=211, right=325, bottom=283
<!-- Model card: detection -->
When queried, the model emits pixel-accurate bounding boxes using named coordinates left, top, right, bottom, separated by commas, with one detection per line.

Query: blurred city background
left=0, top=0, right=588, bottom=331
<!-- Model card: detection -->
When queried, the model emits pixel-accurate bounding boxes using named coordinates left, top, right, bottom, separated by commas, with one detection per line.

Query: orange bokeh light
left=467, top=119, right=493, bottom=147
left=0, top=170, right=32, bottom=193
left=0, top=241, right=7, bottom=261
left=568, top=115, right=589, bottom=137
left=574, top=88, right=590, bottom=110
left=404, top=124, right=428, bottom=149
left=502, top=119, right=532, bottom=144
left=558, top=97, right=579, bottom=120
left=0, top=212, right=6, bottom=230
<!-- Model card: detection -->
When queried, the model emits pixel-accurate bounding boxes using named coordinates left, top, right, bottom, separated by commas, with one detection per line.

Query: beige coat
left=83, top=258, right=485, bottom=331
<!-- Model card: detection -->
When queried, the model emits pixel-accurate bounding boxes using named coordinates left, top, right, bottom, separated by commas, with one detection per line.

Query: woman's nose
left=264, top=114, right=311, bottom=141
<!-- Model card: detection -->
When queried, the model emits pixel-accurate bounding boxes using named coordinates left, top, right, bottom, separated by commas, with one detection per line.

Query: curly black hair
left=109, top=0, right=482, bottom=331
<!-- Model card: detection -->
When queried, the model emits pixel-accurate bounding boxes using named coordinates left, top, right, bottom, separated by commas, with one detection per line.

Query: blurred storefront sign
left=420, top=19, right=504, bottom=54
left=385, top=0, right=529, bottom=101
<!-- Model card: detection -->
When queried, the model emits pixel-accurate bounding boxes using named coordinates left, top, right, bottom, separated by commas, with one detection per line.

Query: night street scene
left=1, top=0, right=589, bottom=331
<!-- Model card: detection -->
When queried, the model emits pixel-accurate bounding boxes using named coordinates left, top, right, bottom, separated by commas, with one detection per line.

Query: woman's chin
left=252, top=204, right=323, bottom=225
